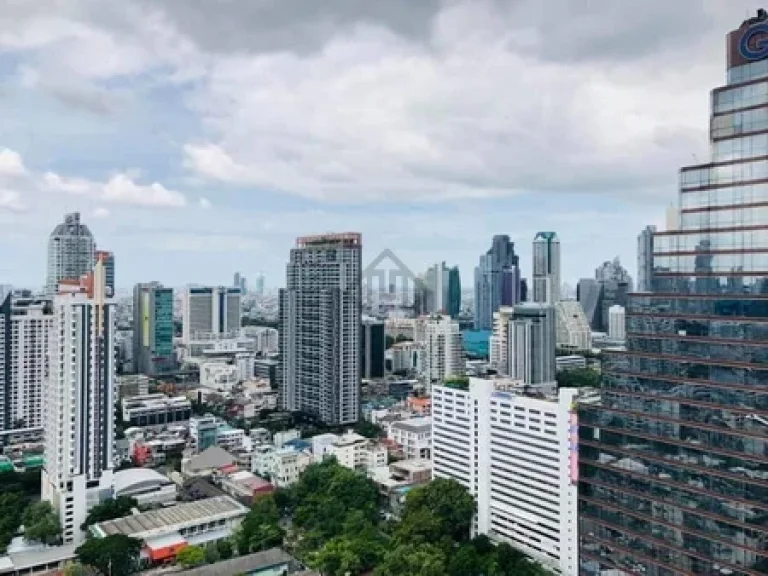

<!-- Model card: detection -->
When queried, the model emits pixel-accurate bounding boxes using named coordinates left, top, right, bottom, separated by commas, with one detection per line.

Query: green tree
left=310, top=537, right=364, bottom=576
left=375, top=544, right=447, bottom=576
left=399, top=478, right=475, bottom=543
left=216, top=538, right=234, bottom=560
left=75, top=534, right=142, bottom=576
left=204, top=542, right=220, bottom=564
left=236, top=494, right=284, bottom=554
left=62, top=562, right=99, bottom=576
left=555, top=367, right=600, bottom=388
left=0, top=492, right=26, bottom=553
left=448, top=543, right=482, bottom=576
left=22, top=501, right=60, bottom=544
left=354, top=420, right=383, bottom=439
left=82, top=497, right=138, bottom=529
left=176, top=545, right=206, bottom=568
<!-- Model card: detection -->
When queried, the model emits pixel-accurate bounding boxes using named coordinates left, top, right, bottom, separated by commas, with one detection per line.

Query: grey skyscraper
left=532, top=232, right=561, bottom=304
left=474, top=235, right=522, bottom=330
left=577, top=278, right=602, bottom=330
left=506, top=303, right=556, bottom=385
left=279, top=233, right=362, bottom=425
left=96, top=250, right=114, bottom=296
left=133, top=283, right=175, bottom=375
left=361, top=317, right=385, bottom=379
left=579, top=11, right=768, bottom=574
left=46, top=212, right=96, bottom=294
left=447, top=266, right=461, bottom=318
left=637, top=225, right=656, bottom=292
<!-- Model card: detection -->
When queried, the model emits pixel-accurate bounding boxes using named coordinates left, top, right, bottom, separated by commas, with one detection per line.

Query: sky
left=0, top=0, right=763, bottom=292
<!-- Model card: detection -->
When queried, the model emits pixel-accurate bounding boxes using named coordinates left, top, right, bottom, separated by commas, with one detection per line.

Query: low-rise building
left=273, top=429, right=300, bottom=448
left=251, top=444, right=276, bottom=478
left=183, top=446, right=238, bottom=478
left=200, top=362, right=240, bottom=391
left=555, top=354, right=587, bottom=372
left=250, top=428, right=271, bottom=445
left=116, top=374, right=150, bottom=399
left=272, top=449, right=313, bottom=488
left=329, top=431, right=387, bottom=472
left=189, top=415, right=218, bottom=453
left=310, top=433, right=339, bottom=461
left=388, top=417, right=431, bottom=460
left=389, top=458, right=432, bottom=485
left=220, top=470, right=274, bottom=504
left=121, top=394, right=192, bottom=428
left=90, top=496, right=249, bottom=565
left=216, top=423, right=245, bottom=452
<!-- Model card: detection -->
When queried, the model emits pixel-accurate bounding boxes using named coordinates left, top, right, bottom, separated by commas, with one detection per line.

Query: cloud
left=0, top=148, right=27, bottom=177
left=0, top=190, right=25, bottom=212
left=199, top=197, right=212, bottom=209
left=92, top=207, right=110, bottom=218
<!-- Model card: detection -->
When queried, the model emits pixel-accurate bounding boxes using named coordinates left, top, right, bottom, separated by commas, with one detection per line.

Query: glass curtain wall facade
left=578, top=13, right=768, bottom=576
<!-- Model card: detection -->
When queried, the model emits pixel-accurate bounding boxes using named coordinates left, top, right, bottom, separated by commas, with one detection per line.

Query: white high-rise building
left=422, top=314, right=465, bottom=390
left=489, top=306, right=515, bottom=370
left=182, top=286, right=242, bottom=343
left=432, top=377, right=596, bottom=574
left=555, top=300, right=592, bottom=352
left=507, top=303, right=556, bottom=385
left=42, top=256, right=116, bottom=544
left=532, top=232, right=561, bottom=304
left=279, top=233, right=362, bottom=425
left=0, top=296, right=54, bottom=433
left=637, top=225, right=656, bottom=293
left=608, top=305, right=626, bottom=341
left=46, top=212, right=96, bottom=295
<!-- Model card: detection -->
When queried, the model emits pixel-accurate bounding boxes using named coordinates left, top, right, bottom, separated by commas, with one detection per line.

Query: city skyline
left=0, top=2, right=759, bottom=289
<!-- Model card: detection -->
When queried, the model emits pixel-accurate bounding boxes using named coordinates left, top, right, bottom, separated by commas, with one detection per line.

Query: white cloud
left=42, top=172, right=94, bottom=195
left=199, top=197, right=212, bottom=209
left=0, top=149, right=27, bottom=177
left=92, top=207, right=110, bottom=218
left=103, top=174, right=186, bottom=207
left=0, top=190, right=25, bottom=212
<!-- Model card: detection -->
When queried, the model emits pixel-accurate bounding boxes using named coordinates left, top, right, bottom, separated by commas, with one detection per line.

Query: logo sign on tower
left=739, top=22, right=768, bottom=61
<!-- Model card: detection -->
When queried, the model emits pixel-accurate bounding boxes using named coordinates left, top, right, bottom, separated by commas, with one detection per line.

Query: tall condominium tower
left=422, top=314, right=465, bottom=391
left=555, top=300, right=593, bottom=352
left=637, top=225, right=656, bottom=293
left=579, top=11, right=768, bottom=575
left=361, top=317, right=386, bottom=379
left=532, top=232, right=561, bottom=304
left=133, top=283, right=175, bottom=375
left=474, top=235, right=522, bottom=330
left=182, top=286, right=242, bottom=343
left=0, top=295, right=53, bottom=434
left=447, top=266, right=461, bottom=318
left=506, top=303, right=556, bottom=385
left=95, top=250, right=115, bottom=297
left=279, top=233, right=362, bottom=425
left=41, top=255, right=116, bottom=544
left=46, top=212, right=96, bottom=294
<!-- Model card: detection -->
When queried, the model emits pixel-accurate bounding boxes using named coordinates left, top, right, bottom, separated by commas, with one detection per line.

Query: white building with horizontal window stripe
left=432, top=377, right=596, bottom=575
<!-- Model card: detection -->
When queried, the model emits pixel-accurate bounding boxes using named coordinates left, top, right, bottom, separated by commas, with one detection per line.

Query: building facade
left=506, top=303, right=556, bottom=385
left=578, top=12, right=768, bottom=575
left=555, top=300, right=593, bottom=352
left=637, top=225, right=656, bottom=293
left=607, top=304, right=625, bottom=341
left=474, top=235, right=522, bottom=330
left=422, top=314, right=465, bottom=390
left=46, top=212, right=96, bottom=295
left=182, top=286, right=242, bottom=344
left=133, top=283, right=175, bottom=375
left=41, top=258, right=116, bottom=544
left=362, top=317, right=386, bottom=379
left=279, top=233, right=362, bottom=425
left=432, top=378, right=587, bottom=574
left=448, top=266, right=461, bottom=318
left=95, top=250, right=115, bottom=297
left=489, top=306, right=515, bottom=371
left=0, top=296, right=53, bottom=435
left=532, top=232, right=561, bottom=304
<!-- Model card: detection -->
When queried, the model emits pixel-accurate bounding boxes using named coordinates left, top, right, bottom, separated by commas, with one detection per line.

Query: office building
left=474, top=235, right=522, bottom=330
left=636, top=225, right=656, bottom=293
left=133, top=282, right=175, bottom=375
left=233, top=272, right=247, bottom=295
left=423, top=262, right=448, bottom=314
left=120, top=394, right=192, bottom=428
left=555, top=354, right=587, bottom=372
left=448, top=266, right=461, bottom=318
left=279, top=233, right=362, bottom=425
left=0, top=296, right=53, bottom=435
left=95, top=250, right=114, bottom=297
left=362, top=317, right=385, bottom=379
left=579, top=12, right=768, bottom=574
left=555, top=300, right=592, bottom=352
left=506, top=303, right=556, bottom=385
left=532, top=232, right=561, bottom=304
left=182, top=286, right=242, bottom=343
left=189, top=416, right=219, bottom=453
left=45, top=212, right=96, bottom=294
left=607, top=305, right=625, bottom=341
left=422, top=314, right=465, bottom=390
left=432, top=378, right=594, bottom=574
left=576, top=278, right=601, bottom=330
left=255, top=274, right=265, bottom=296
left=41, top=255, right=116, bottom=544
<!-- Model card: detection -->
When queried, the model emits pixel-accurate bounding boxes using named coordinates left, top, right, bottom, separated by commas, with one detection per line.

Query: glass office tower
left=578, top=11, right=768, bottom=576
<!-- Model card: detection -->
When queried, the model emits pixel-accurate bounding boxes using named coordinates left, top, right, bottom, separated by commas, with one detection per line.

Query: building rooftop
left=391, top=458, right=432, bottom=473
left=173, top=548, right=295, bottom=576
left=92, top=496, right=248, bottom=538
left=114, top=467, right=172, bottom=495
left=186, top=446, right=237, bottom=473
left=390, top=417, right=431, bottom=434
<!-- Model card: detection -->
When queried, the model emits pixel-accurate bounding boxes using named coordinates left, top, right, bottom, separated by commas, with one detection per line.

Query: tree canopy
left=22, top=501, right=60, bottom=544
left=75, top=534, right=142, bottom=576
left=0, top=492, right=26, bottom=553
left=176, top=545, right=206, bottom=568
left=556, top=367, right=601, bottom=388
left=235, top=494, right=284, bottom=555
left=82, top=497, right=138, bottom=529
